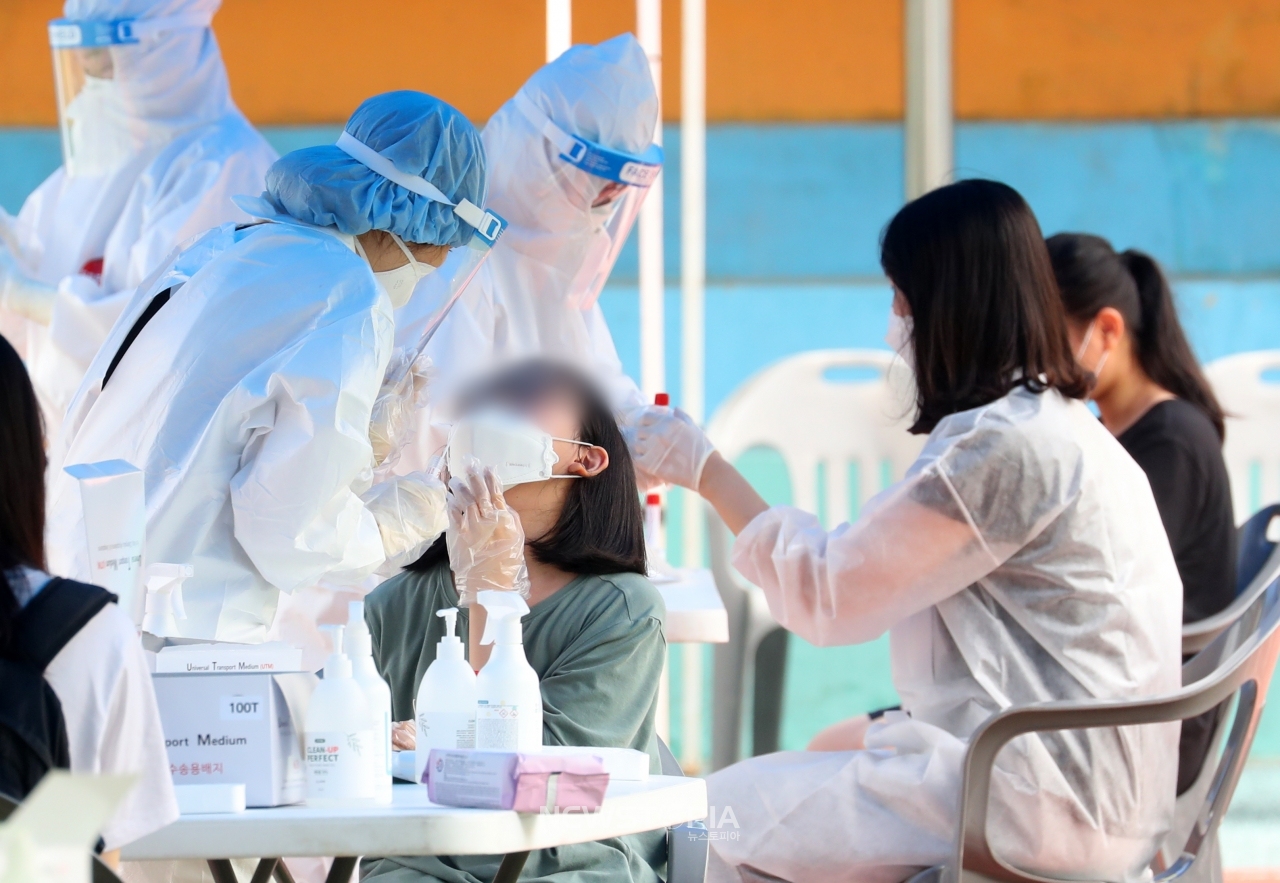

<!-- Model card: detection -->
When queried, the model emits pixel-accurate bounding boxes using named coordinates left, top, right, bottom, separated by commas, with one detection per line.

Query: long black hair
left=880, top=179, right=1090, bottom=434
left=0, top=335, right=47, bottom=652
left=409, top=359, right=647, bottom=577
left=1047, top=232, right=1225, bottom=441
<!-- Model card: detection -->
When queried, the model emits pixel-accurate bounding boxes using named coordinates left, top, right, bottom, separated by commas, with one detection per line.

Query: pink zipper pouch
left=425, top=749, right=610, bottom=813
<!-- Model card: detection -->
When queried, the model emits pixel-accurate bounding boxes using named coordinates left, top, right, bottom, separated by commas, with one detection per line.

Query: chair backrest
left=706, top=350, right=924, bottom=526
left=1237, top=504, right=1280, bottom=596
left=954, top=579, right=1280, bottom=883
left=1205, top=352, right=1280, bottom=524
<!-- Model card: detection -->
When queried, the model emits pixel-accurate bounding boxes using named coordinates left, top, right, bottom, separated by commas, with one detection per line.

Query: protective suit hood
left=482, top=33, right=657, bottom=244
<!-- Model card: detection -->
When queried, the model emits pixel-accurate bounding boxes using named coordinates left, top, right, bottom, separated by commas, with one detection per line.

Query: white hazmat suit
left=633, top=386, right=1182, bottom=883
left=396, top=34, right=658, bottom=469
left=0, top=0, right=276, bottom=438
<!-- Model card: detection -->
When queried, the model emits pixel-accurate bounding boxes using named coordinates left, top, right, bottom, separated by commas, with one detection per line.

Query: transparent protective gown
left=393, top=35, right=659, bottom=471
left=4, top=0, right=276, bottom=438
left=45, top=219, right=398, bottom=643
left=707, top=387, right=1183, bottom=883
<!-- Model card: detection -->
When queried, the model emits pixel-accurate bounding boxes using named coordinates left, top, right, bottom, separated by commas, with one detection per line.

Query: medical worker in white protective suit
left=393, top=33, right=660, bottom=470
left=627, top=180, right=1183, bottom=883
left=0, top=0, right=277, bottom=438
left=45, top=90, right=500, bottom=644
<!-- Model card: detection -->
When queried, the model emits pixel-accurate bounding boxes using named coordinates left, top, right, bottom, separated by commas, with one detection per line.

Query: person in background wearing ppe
left=1049, top=233, right=1236, bottom=820
left=0, top=0, right=277, bottom=439
left=0, top=335, right=178, bottom=871
left=626, top=179, right=1183, bottom=883
left=394, top=33, right=661, bottom=470
left=44, top=90, right=491, bottom=647
left=364, top=359, right=667, bottom=883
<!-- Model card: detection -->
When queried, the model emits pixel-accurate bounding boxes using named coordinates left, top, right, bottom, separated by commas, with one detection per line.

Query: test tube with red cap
left=644, top=492, right=666, bottom=565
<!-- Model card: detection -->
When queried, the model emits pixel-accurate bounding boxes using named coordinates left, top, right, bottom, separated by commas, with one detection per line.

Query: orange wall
left=3, top=0, right=1280, bottom=125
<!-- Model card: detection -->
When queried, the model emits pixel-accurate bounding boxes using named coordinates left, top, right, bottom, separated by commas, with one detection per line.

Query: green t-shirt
left=361, top=560, right=668, bottom=883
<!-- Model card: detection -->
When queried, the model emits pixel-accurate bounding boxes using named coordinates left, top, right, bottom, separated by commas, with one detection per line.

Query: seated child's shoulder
left=366, top=560, right=451, bottom=619
left=582, top=571, right=666, bottom=625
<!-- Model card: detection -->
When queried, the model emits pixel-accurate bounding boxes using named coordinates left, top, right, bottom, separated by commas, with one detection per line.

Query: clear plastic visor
left=393, top=219, right=505, bottom=357
left=567, top=179, right=653, bottom=310
left=50, top=44, right=133, bottom=174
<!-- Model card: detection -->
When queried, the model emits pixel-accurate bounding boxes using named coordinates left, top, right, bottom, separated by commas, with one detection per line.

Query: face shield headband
left=512, top=91, right=663, bottom=187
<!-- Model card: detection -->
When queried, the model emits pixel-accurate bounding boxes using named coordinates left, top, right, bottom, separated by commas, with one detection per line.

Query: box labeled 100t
left=152, top=671, right=315, bottom=807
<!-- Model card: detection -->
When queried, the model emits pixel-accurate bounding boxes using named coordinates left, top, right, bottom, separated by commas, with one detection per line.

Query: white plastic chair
left=906, top=574, right=1280, bottom=883
left=704, top=350, right=923, bottom=769
left=1204, top=352, right=1280, bottom=525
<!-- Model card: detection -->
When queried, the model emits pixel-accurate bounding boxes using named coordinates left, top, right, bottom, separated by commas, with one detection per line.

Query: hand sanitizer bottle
left=414, top=607, right=477, bottom=783
left=474, top=591, right=542, bottom=753
left=345, top=602, right=392, bottom=803
left=305, top=625, right=375, bottom=805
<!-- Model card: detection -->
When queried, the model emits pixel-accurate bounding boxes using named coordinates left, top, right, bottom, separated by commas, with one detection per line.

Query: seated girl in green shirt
left=362, top=360, right=668, bottom=883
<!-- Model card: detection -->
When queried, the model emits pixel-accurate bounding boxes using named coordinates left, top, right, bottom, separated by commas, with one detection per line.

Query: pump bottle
left=474, top=591, right=542, bottom=753
left=305, top=625, right=375, bottom=805
left=345, top=602, right=393, bottom=804
left=414, top=607, right=477, bottom=782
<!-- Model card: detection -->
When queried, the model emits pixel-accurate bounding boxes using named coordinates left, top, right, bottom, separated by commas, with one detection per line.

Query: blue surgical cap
left=264, top=91, right=486, bottom=247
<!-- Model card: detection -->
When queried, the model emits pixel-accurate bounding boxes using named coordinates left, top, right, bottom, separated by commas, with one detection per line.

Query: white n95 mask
left=63, top=76, right=136, bottom=178
left=359, top=230, right=435, bottom=308
left=447, top=409, right=591, bottom=489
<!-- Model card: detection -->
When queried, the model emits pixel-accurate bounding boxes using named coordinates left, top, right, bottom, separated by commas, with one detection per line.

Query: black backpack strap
left=102, top=287, right=172, bottom=390
left=14, top=579, right=117, bottom=672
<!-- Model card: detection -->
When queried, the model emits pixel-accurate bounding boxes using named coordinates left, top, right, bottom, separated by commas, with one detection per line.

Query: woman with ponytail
left=1049, top=233, right=1234, bottom=796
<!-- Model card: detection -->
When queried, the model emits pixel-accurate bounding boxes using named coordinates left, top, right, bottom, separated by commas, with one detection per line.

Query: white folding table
left=655, top=567, right=728, bottom=645
left=120, top=777, right=707, bottom=883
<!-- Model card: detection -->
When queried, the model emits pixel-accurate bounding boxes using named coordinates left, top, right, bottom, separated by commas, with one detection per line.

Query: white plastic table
left=654, top=567, right=728, bottom=644
left=121, top=777, right=707, bottom=883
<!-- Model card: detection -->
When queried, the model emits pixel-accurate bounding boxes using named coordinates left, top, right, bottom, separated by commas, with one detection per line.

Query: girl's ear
left=565, top=445, right=609, bottom=478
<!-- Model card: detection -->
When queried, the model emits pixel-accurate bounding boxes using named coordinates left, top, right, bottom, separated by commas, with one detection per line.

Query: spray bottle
left=305, top=625, right=375, bottom=805
left=414, top=607, right=477, bottom=782
left=344, top=602, right=392, bottom=803
left=474, top=591, right=542, bottom=753
left=139, top=563, right=193, bottom=638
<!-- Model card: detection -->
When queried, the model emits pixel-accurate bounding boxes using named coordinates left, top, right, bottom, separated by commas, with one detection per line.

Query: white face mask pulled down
left=63, top=76, right=136, bottom=178
left=885, top=311, right=914, bottom=368
left=446, top=409, right=592, bottom=489
left=355, top=231, right=436, bottom=309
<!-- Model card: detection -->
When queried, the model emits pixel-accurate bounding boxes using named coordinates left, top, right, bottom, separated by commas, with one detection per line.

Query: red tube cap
left=646, top=493, right=661, bottom=506
left=654, top=392, right=669, bottom=406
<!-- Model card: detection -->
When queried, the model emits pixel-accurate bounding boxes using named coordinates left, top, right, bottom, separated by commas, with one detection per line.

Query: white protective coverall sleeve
left=227, top=324, right=391, bottom=594
left=732, top=396, right=1077, bottom=646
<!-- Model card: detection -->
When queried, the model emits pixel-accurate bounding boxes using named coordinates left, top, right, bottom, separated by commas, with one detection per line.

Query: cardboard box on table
left=152, top=670, right=316, bottom=807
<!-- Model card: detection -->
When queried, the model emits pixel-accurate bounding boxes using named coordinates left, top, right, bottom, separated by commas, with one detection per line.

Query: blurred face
left=591, top=181, right=627, bottom=208
left=499, top=393, right=606, bottom=522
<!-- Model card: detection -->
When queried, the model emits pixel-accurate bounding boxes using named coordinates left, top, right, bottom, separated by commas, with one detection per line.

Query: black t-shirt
left=1117, top=398, right=1237, bottom=623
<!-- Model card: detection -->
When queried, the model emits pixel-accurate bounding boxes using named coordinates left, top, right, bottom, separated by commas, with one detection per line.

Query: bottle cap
left=477, top=591, right=529, bottom=646
left=344, top=601, right=373, bottom=658
left=646, top=493, right=661, bottom=506
left=654, top=392, right=669, bottom=406
left=320, top=625, right=352, bottom=679
left=435, top=607, right=465, bottom=660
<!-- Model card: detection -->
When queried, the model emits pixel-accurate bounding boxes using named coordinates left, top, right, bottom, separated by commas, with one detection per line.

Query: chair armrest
left=954, top=680, right=1244, bottom=883
left=1184, top=548, right=1280, bottom=654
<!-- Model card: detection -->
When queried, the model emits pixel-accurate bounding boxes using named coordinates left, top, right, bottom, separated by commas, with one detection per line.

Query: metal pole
left=904, top=0, right=953, bottom=200
left=679, top=0, right=707, bottom=774
left=546, top=0, right=572, bottom=63
left=637, top=0, right=668, bottom=745
left=638, top=0, right=665, bottom=401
